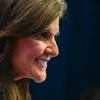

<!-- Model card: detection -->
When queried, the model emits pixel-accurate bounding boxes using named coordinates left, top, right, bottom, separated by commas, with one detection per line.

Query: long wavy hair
left=0, top=0, right=67, bottom=100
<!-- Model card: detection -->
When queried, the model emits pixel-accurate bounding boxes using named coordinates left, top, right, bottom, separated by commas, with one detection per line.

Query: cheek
left=12, top=40, right=46, bottom=72
left=14, top=40, right=46, bottom=60
left=24, top=42, right=45, bottom=58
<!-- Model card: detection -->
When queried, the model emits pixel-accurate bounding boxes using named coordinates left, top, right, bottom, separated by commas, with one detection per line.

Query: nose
left=45, top=39, right=59, bottom=57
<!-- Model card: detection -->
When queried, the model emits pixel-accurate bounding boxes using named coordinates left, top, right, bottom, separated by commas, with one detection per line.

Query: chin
left=14, top=73, right=47, bottom=83
left=34, top=78, right=46, bottom=83
left=31, top=75, right=47, bottom=83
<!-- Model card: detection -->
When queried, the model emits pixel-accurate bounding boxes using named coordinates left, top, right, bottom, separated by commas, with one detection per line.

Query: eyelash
left=36, top=32, right=49, bottom=40
left=38, top=32, right=48, bottom=38
left=38, top=33, right=59, bottom=40
left=32, top=31, right=59, bottom=40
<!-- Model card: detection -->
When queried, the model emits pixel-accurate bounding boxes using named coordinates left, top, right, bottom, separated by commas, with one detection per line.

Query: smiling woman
left=13, top=17, right=60, bottom=83
left=0, top=0, right=67, bottom=100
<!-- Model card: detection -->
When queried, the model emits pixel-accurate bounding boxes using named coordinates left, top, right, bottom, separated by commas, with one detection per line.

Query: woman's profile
left=0, top=0, right=67, bottom=100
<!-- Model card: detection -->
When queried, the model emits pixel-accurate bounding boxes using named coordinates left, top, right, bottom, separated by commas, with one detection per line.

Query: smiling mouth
left=35, top=59, right=48, bottom=68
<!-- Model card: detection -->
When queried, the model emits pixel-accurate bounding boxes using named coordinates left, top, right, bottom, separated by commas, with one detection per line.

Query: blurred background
left=30, top=0, right=98, bottom=100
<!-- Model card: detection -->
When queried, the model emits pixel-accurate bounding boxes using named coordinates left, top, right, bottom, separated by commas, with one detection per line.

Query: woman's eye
left=38, top=32, right=48, bottom=38
left=36, top=32, right=49, bottom=40
left=31, top=31, right=59, bottom=40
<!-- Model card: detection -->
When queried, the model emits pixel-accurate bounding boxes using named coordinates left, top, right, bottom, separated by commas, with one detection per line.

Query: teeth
left=38, top=60, right=47, bottom=68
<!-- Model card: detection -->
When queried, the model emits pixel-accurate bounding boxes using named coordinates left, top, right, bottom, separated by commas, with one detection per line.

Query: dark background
left=30, top=0, right=98, bottom=100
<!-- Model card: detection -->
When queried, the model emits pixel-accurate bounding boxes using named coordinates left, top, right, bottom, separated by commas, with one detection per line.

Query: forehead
left=46, top=17, right=60, bottom=34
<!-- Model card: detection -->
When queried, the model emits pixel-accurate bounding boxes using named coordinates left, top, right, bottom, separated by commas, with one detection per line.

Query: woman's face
left=12, top=17, right=59, bottom=83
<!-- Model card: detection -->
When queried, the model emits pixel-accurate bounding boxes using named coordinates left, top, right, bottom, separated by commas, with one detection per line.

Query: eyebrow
left=44, top=30, right=60, bottom=36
